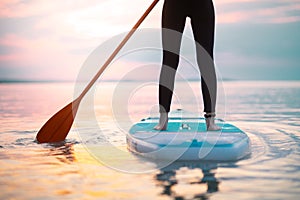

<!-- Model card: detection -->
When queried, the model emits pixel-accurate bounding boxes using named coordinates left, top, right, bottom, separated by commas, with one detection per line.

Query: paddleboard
left=127, top=111, right=251, bottom=161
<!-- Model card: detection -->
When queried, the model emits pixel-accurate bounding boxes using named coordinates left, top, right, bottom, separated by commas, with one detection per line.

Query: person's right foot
left=205, top=117, right=221, bottom=131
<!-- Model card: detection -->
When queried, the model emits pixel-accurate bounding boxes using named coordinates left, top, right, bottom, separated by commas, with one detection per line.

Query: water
left=0, top=81, right=300, bottom=199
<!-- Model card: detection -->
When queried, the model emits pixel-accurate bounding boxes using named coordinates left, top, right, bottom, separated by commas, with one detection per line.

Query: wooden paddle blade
left=36, top=99, right=80, bottom=143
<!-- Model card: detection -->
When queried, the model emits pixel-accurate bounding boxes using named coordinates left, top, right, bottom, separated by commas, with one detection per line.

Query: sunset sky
left=0, top=0, right=299, bottom=81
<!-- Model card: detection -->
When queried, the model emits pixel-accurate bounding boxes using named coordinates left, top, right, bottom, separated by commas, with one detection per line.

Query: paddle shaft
left=79, top=0, right=160, bottom=100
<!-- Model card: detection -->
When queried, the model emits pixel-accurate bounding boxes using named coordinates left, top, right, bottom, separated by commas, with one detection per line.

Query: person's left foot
left=154, top=112, right=168, bottom=131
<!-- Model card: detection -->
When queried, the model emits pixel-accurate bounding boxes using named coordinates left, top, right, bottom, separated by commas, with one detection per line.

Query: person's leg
left=190, top=0, right=220, bottom=130
left=155, top=0, right=187, bottom=130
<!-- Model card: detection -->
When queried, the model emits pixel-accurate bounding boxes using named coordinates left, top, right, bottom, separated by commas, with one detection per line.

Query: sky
left=0, top=0, right=299, bottom=81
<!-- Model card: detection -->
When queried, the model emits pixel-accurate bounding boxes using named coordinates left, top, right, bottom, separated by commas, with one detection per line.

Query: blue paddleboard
left=127, top=111, right=251, bottom=161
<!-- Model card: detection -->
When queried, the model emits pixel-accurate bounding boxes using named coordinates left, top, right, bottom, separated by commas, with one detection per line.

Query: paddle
left=36, top=0, right=160, bottom=143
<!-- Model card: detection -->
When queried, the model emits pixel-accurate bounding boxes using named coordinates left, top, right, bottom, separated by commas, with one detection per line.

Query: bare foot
left=154, top=112, right=168, bottom=131
left=205, top=117, right=221, bottom=131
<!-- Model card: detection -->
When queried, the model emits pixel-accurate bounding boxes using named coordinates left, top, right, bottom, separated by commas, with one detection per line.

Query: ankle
left=160, top=112, right=168, bottom=118
left=204, top=112, right=216, bottom=118
left=159, top=112, right=168, bottom=123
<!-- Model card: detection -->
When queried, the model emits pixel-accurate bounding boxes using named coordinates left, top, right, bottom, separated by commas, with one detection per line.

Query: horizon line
left=1, top=78, right=300, bottom=84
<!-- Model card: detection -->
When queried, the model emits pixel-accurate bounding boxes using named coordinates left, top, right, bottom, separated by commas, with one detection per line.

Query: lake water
left=0, top=81, right=299, bottom=199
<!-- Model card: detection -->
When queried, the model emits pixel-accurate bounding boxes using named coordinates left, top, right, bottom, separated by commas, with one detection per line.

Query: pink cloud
left=217, top=11, right=252, bottom=23
left=0, top=0, right=55, bottom=18
left=216, top=2, right=300, bottom=24
left=270, top=16, right=300, bottom=23
left=0, top=0, right=101, bottom=18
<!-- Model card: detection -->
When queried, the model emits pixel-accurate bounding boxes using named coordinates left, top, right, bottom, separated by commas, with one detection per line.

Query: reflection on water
left=156, top=162, right=220, bottom=199
left=45, top=141, right=78, bottom=164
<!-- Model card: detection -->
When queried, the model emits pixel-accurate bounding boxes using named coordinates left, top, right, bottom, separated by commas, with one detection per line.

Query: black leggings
left=159, top=0, right=217, bottom=113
